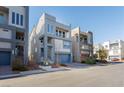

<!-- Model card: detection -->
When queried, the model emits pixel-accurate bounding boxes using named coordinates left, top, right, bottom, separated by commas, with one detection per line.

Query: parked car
left=112, top=58, right=119, bottom=61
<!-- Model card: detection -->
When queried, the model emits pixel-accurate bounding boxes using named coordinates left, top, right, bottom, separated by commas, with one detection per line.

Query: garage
left=0, top=51, right=11, bottom=66
left=59, top=54, right=71, bottom=64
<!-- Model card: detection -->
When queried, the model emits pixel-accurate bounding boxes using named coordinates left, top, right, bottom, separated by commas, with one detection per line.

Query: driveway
left=0, top=66, right=13, bottom=75
left=0, top=63, right=124, bottom=87
left=66, top=63, right=93, bottom=69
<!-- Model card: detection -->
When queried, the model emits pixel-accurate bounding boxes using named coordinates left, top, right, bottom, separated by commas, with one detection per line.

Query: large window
left=47, top=24, right=53, bottom=33
left=63, top=41, right=70, bottom=49
left=59, top=31, right=62, bottom=37
left=56, top=30, right=59, bottom=36
left=12, top=12, right=24, bottom=26
left=63, top=32, right=65, bottom=38
left=16, top=13, right=19, bottom=25
left=41, top=48, right=44, bottom=57
left=20, top=15, right=23, bottom=26
left=12, top=12, right=15, bottom=24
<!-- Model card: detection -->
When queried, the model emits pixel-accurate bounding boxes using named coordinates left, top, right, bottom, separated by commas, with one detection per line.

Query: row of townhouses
left=94, top=40, right=124, bottom=61
left=0, top=6, right=93, bottom=67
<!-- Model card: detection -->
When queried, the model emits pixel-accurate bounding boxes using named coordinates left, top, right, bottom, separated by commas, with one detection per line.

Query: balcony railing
left=0, top=16, right=8, bottom=24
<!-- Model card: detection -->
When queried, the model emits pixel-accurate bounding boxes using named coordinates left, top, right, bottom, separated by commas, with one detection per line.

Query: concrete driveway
left=0, top=63, right=124, bottom=87
left=0, top=66, right=13, bottom=75
left=66, top=63, right=92, bottom=69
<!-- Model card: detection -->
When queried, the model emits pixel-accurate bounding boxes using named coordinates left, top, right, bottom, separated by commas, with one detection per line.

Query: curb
left=0, top=74, right=21, bottom=79
left=0, top=68, right=70, bottom=80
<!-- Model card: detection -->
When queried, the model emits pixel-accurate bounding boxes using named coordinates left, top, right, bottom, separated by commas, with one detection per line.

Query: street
left=0, top=63, right=124, bottom=87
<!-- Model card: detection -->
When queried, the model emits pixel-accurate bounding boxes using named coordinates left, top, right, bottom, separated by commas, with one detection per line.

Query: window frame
left=20, top=15, right=23, bottom=26
left=63, top=41, right=71, bottom=49
left=12, top=12, right=15, bottom=24
left=16, top=13, right=19, bottom=25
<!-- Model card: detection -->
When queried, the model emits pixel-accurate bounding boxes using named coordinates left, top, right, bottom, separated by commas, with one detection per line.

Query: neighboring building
left=29, top=13, right=72, bottom=64
left=93, top=44, right=103, bottom=54
left=71, top=27, right=93, bottom=62
left=94, top=40, right=124, bottom=61
left=108, top=40, right=124, bottom=61
left=0, top=6, right=29, bottom=66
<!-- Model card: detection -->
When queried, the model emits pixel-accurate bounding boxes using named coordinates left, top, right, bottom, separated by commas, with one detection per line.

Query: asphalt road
left=0, top=63, right=124, bottom=87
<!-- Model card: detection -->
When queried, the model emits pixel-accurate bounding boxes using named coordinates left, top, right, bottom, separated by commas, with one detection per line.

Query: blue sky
left=29, top=6, right=124, bottom=44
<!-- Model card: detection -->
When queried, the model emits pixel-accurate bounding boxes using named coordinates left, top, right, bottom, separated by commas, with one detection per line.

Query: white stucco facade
left=29, top=13, right=72, bottom=64
left=0, top=42, right=11, bottom=49
left=0, top=28, right=12, bottom=39
left=94, top=40, right=124, bottom=61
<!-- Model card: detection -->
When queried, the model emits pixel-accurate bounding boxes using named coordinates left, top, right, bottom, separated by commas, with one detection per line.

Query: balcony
left=0, top=16, right=8, bottom=24
left=0, top=7, right=9, bottom=25
left=16, top=32, right=24, bottom=42
left=47, top=37, right=54, bottom=45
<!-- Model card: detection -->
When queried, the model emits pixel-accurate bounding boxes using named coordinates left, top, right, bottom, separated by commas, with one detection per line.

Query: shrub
left=28, top=60, right=39, bottom=70
left=60, top=63, right=68, bottom=67
left=81, top=60, right=85, bottom=63
left=85, top=57, right=96, bottom=64
left=51, top=63, right=60, bottom=68
left=12, top=57, right=28, bottom=71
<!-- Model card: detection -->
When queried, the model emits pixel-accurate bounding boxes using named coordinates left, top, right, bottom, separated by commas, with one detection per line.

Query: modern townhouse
left=0, top=6, right=29, bottom=66
left=94, top=40, right=124, bottom=61
left=71, top=27, right=93, bottom=62
left=29, top=13, right=72, bottom=64
left=105, top=40, right=124, bottom=61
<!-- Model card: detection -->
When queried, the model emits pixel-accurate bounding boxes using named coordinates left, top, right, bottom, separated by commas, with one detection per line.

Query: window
left=47, top=24, right=53, bottom=33
left=63, top=41, right=70, bottom=49
left=113, top=50, right=118, bottom=54
left=41, top=48, right=44, bottom=57
left=84, top=38, right=87, bottom=44
left=59, top=31, right=62, bottom=37
left=56, top=30, right=58, bottom=36
left=47, top=24, right=50, bottom=32
left=63, top=32, right=65, bottom=38
left=20, top=15, right=23, bottom=26
left=16, top=13, right=19, bottom=25
left=12, top=12, right=15, bottom=24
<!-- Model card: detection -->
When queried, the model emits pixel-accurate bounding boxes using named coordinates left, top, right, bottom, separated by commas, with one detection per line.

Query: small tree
left=98, top=48, right=107, bottom=60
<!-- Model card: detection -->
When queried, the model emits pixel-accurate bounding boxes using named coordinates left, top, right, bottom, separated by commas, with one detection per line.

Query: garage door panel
left=59, top=54, right=71, bottom=64
left=0, top=51, right=11, bottom=65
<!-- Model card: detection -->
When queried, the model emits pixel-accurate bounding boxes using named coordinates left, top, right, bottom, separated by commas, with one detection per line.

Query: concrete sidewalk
left=0, top=66, right=70, bottom=79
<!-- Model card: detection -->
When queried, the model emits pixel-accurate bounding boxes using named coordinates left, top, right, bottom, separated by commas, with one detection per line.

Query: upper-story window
left=63, top=41, right=71, bottom=49
left=56, top=30, right=59, bottom=36
left=59, top=31, right=62, bottom=37
left=47, top=24, right=53, bottom=33
left=84, top=38, right=88, bottom=44
left=20, top=15, right=23, bottom=26
left=12, top=12, right=24, bottom=27
left=12, top=12, right=15, bottom=24
left=16, top=13, right=19, bottom=25
left=63, top=32, right=65, bottom=38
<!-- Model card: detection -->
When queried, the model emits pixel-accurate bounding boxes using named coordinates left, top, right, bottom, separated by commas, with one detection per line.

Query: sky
left=29, top=6, right=124, bottom=44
